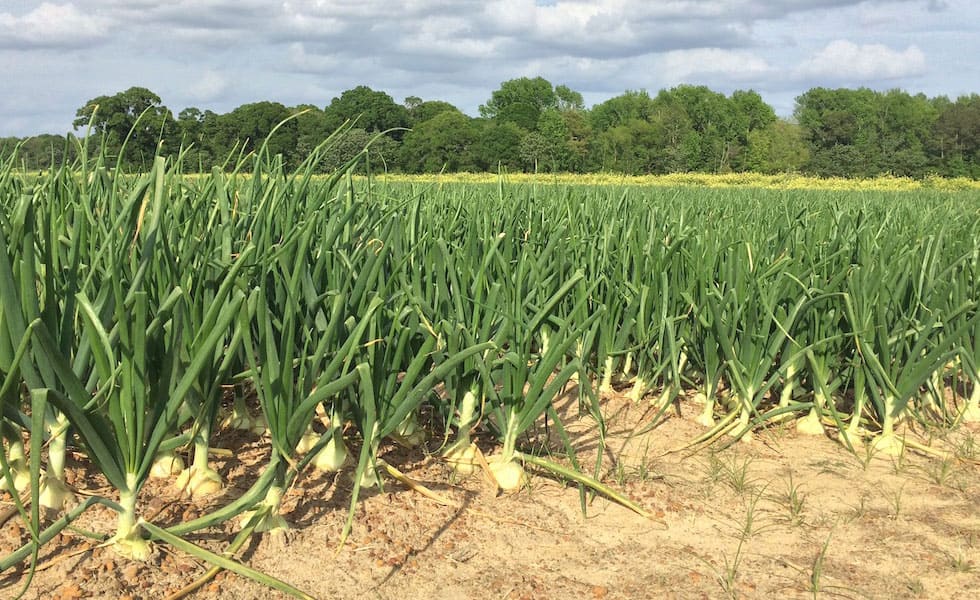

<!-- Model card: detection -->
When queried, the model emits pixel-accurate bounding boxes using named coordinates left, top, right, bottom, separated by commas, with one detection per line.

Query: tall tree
left=323, top=86, right=410, bottom=139
left=744, top=120, right=810, bottom=174
left=794, top=87, right=878, bottom=176
left=320, top=128, right=399, bottom=173
left=729, top=90, right=777, bottom=171
left=657, top=85, right=737, bottom=171
left=590, top=118, right=667, bottom=174
left=399, top=111, right=477, bottom=173
left=218, top=101, right=297, bottom=164
left=405, top=99, right=461, bottom=125
left=173, top=107, right=211, bottom=169
left=534, top=108, right=572, bottom=171
left=932, top=94, right=980, bottom=176
left=291, top=104, right=332, bottom=165
left=480, top=77, right=560, bottom=131
left=73, top=87, right=173, bottom=167
left=0, top=134, right=76, bottom=171
left=590, top=90, right=656, bottom=132
left=561, top=109, right=592, bottom=171
left=555, top=85, right=585, bottom=112
left=874, top=90, right=934, bottom=177
left=470, top=120, right=524, bottom=172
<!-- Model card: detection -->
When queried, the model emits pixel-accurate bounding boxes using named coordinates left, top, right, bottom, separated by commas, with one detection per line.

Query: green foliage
left=591, top=118, right=667, bottom=174
left=590, top=90, right=657, bottom=131
left=407, top=99, right=461, bottom=124
left=587, top=86, right=777, bottom=174
left=292, top=105, right=334, bottom=163
left=0, top=135, right=77, bottom=172
left=323, top=85, right=410, bottom=138
left=731, top=90, right=777, bottom=136
left=400, top=111, right=477, bottom=172
left=10, top=81, right=978, bottom=178
left=470, top=120, right=524, bottom=171
left=518, top=132, right=552, bottom=171
left=793, top=87, right=957, bottom=177
left=73, top=86, right=173, bottom=168
left=555, top=85, right=585, bottom=112
left=744, top=120, right=809, bottom=173
left=480, top=76, right=560, bottom=130
left=217, top=101, right=297, bottom=162
left=932, top=93, right=980, bottom=177
left=320, top=128, right=399, bottom=173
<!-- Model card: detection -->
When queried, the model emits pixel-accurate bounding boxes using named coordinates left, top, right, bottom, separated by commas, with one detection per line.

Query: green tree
left=518, top=132, right=553, bottom=171
left=399, top=111, right=477, bottom=173
left=171, top=107, right=214, bottom=170
left=795, top=87, right=878, bottom=176
left=744, top=120, right=809, bottom=173
left=932, top=94, right=980, bottom=176
left=731, top=90, right=776, bottom=133
left=480, top=77, right=559, bottom=130
left=73, top=86, right=173, bottom=167
left=561, top=109, right=592, bottom=172
left=649, top=101, right=693, bottom=172
left=406, top=99, right=461, bottom=125
left=729, top=90, right=776, bottom=170
left=555, top=85, right=585, bottom=112
left=323, top=86, right=410, bottom=139
left=319, top=128, right=399, bottom=173
left=590, top=90, right=656, bottom=131
left=218, top=101, right=297, bottom=165
left=874, top=90, right=934, bottom=177
left=0, top=134, right=76, bottom=171
left=470, top=120, right=524, bottom=171
left=196, top=110, right=237, bottom=166
left=590, top=118, right=666, bottom=174
left=657, top=85, right=738, bottom=172
left=291, top=104, right=332, bottom=166
left=535, top=109, right=572, bottom=171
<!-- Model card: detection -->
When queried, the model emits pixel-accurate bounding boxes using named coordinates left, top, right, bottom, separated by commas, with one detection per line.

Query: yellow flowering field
left=363, top=171, right=980, bottom=191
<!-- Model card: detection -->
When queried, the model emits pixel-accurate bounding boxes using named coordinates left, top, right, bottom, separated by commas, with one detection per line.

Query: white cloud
left=796, top=39, right=927, bottom=81
left=0, top=2, right=110, bottom=49
left=287, top=42, right=344, bottom=73
left=660, top=48, right=773, bottom=83
left=184, top=70, right=230, bottom=102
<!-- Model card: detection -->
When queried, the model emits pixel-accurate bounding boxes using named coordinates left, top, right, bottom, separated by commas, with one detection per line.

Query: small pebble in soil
left=176, top=561, right=195, bottom=574
left=57, top=583, right=84, bottom=600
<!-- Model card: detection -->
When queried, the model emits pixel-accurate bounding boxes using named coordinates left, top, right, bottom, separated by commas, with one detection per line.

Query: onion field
left=2, top=137, right=979, bottom=598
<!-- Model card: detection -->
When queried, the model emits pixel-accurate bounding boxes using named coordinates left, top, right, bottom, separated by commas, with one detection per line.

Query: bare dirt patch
left=3, top=392, right=979, bottom=600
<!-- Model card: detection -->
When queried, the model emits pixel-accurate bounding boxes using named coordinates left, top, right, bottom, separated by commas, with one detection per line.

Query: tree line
left=2, top=78, right=978, bottom=178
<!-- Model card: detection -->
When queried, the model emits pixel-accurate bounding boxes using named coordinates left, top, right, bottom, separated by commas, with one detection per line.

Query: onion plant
left=484, top=266, right=598, bottom=490
left=846, top=230, right=975, bottom=455
left=700, top=243, right=805, bottom=442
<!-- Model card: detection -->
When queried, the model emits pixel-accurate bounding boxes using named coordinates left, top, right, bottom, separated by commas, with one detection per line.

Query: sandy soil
left=2, top=390, right=978, bottom=600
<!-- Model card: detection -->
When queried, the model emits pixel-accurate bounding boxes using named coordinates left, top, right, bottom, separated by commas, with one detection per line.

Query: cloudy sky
left=1, top=0, right=976, bottom=136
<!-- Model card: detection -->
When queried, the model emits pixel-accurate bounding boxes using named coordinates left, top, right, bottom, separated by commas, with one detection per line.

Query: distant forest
left=2, top=78, right=979, bottom=178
